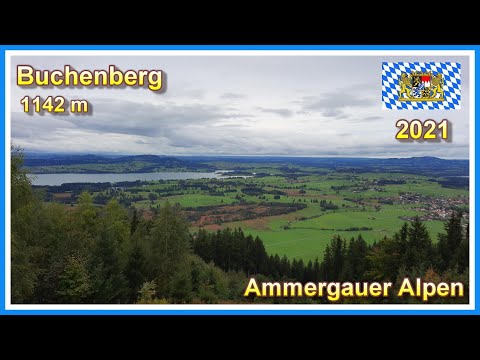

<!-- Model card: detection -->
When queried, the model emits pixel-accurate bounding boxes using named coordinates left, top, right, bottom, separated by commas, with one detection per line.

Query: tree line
left=12, top=146, right=248, bottom=304
left=192, top=213, right=468, bottom=289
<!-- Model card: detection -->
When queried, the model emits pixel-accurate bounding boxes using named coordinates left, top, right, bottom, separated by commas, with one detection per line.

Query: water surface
left=30, top=171, right=248, bottom=186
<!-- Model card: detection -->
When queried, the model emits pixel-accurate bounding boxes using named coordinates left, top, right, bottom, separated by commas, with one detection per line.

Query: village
left=383, top=193, right=469, bottom=221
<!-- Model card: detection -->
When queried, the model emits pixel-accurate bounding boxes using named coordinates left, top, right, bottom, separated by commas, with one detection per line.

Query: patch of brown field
left=202, top=224, right=222, bottom=231
left=192, top=204, right=259, bottom=226
left=276, top=211, right=300, bottom=221
left=221, top=209, right=303, bottom=231
left=197, top=215, right=209, bottom=223
left=241, top=217, right=270, bottom=231
left=219, top=205, right=245, bottom=212
left=191, top=203, right=301, bottom=227
left=198, top=215, right=217, bottom=224
left=213, top=204, right=269, bottom=213
left=252, top=206, right=269, bottom=214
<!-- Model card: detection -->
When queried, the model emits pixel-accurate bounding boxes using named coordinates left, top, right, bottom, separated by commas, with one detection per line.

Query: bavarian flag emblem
left=382, top=62, right=461, bottom=110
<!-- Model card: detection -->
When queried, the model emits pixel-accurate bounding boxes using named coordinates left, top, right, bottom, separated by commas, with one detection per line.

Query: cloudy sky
left=10, top=54, right=470, bottom=159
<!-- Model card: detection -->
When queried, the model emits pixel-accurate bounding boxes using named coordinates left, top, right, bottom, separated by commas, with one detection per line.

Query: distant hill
left=23, top=154, right=215, bottom=173
left=182, top=155, right=469, bottom=177
left=25, top=154, right=192, bottom=167
left=23, top=154, right=469, bottom=177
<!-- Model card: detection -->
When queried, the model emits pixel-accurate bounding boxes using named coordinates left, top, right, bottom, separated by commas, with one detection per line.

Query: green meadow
left=99, top=169, right=468, bottom=263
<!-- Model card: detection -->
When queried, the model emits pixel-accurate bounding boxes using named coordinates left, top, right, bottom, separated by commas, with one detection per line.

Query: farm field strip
left=45, top=167, right=468, bottom=262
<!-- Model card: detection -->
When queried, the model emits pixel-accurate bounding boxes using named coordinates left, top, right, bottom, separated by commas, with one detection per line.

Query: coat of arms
left=398, top=71, right=444, bottom=102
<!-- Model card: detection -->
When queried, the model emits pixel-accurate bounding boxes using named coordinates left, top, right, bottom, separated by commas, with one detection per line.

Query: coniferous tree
left=280, top=255, right=291, bottom=278
left=437, top=211, right=464, bottom=271
left=130, top=207, right=139, bottom=235
left=254, top=236, right=268, bottom=274
left=313, top=257, right=321, bottom=282
left=305, top=260, right=314, bottom=282
left=342, top=235, right=368, bottom=281
left=124, top=245, right=147, bottom=302
left=394, top=222, right=409, bottom=256
left=322, top=244, right=333, bottom=280
left=90, top=199, right=130, bottom=303
left=56, top=254, right=91, bottom=303
left=366, top=237, right=402, bottom=281
left=342, top=237, right=356, bottom=280
left=452, top=231, right=469, bottom=273
left=148, top=202, right=191, bottom=297
left=404, top=217, right=433, bottom=271
left=11, top=145, right=40, bottom=303
left=331, top=236, right=346, bottom=280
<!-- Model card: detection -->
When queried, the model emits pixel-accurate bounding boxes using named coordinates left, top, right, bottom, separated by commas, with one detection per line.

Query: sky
left=10, top=54, right=471, bottom=159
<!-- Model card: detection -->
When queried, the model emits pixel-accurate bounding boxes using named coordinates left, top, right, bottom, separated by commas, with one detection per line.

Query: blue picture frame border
left=1, top=44, right=478, bottom=315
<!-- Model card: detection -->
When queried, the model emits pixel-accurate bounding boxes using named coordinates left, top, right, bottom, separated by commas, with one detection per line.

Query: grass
left=293, top=207, right=417, bottom=231
left=89, top=169, right=468, bottom=262
left=240, top=217, right=448, bottom=263
left=136, top=193, right=238, bottom=208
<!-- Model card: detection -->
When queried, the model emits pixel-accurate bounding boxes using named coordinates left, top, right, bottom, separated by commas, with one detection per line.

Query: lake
left=29, top=171, right=250, bottom=186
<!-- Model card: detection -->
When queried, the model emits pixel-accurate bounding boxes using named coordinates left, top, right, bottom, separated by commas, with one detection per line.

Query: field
left=44, top=163, right=466, bottom=264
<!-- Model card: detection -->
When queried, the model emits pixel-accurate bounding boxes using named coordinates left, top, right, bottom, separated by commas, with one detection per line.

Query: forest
left=12, top=147, right=469, bottom=304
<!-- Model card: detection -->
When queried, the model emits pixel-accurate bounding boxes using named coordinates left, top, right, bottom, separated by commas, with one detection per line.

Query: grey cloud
left=61, top=98, right=242, bottom=138
left=343, top=115, right=384, bottom=123
left=11, top=113, right=76, bottom=138
left=11, top=98, right=258, bottom=153
left=257, top=107, right=293, bottom=117
left=220, top=92, right=247, bottom=99
left=302, top=92, right=375, bottom=115
left=183, top=89, right=206, bottom=99
left=135, top=139, right=153, bottom=144
left=322, top=108, right=343, bottom=118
